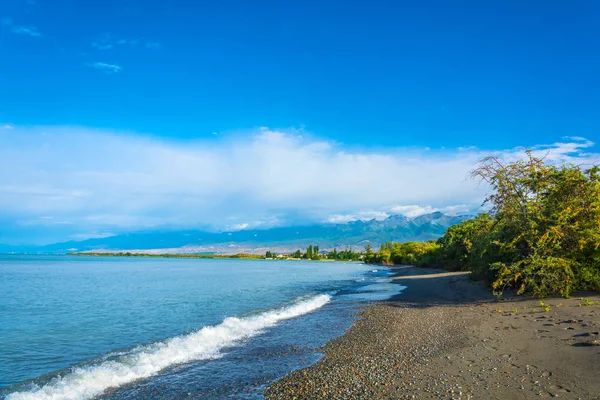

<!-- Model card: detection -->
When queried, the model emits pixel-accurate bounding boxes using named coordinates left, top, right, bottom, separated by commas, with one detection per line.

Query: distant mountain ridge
left=0, top=212, right=472, bottom=254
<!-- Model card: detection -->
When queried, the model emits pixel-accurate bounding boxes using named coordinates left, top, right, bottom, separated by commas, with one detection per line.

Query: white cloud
left=326, top=203, right=473, bottom=223
left=439, top=204, right=472, bottom=215
left=92, top=34, right=161, bottom=51
left=389, top=205, right=436, bottom=218
left=326, top=210, right=390, bottom=224
left=387, top=204, right=472, bottom=218
left=2, top=19, right=42, bottom=37
left=11, top=25, right=42, bottom=37
left=86, top=62, right=122, bottom=73
left=229, top=223, right=249, bottom=231
left=0, top=126, right=597, bottom=243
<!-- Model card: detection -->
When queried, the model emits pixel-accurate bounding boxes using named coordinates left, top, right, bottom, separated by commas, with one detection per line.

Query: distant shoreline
left=68, top=252, right=360, bottom=262
left=69, top=252, right=265, bottom=260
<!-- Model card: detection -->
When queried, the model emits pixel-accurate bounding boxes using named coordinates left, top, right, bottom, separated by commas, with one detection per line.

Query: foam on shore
left=6, top=294, right=331, bottom=400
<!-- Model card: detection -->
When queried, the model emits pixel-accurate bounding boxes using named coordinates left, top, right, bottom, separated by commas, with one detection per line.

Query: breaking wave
left=6, top=294, right=331, bottom=400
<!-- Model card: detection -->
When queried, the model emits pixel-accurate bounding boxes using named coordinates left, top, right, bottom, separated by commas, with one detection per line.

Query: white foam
left=6, top=294, right=331, bottom=400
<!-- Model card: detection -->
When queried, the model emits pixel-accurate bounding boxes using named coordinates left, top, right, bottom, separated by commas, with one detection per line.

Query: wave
left=5, top=294, right=331, bottom=400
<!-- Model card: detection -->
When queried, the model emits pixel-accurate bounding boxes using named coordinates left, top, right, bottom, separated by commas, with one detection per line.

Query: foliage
left=327, top=247, right=361, bottom=261
left=471, top=152, right=600, bottom=297
left=364, top=152, right=600, bottom=298
left=265, top=245, right=362, bottom=261
left=365, top=241, right=441, bottom=266
left=305, top=245, right=314, bottom=259
left=578, top=297, right=596, bottom=306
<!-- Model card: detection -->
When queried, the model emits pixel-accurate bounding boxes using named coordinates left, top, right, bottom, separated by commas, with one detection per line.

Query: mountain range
left=0, top=212, right=471, bottom=254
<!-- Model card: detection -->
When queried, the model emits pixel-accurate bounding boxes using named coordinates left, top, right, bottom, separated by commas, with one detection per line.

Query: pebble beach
left=265, top=267, right=600, bottom=399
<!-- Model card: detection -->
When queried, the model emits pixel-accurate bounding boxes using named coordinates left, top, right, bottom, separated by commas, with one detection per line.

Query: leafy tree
left=470, top=152, right=600, bottom=297
left=436, top=213, right=493, bottom=273
left=306, top=245, right=313, bottom=259
left=364, top=152, right=600, bottom=298
left=364, top=244, right=374, bottom=263
left=379, top=243, right=391, bottom=264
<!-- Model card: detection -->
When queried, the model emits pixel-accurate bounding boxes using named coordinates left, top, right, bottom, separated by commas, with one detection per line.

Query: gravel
left=264, top=267, right=600, bottom=400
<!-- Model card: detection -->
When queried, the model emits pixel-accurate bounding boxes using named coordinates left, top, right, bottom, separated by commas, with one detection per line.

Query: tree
left=379, top=243, right=391, bottom=264
left=364, top=244, right=374, bottom=263
left=436, top=213, right=493, bottom=273
left=327, top=248, right=338, bottom=260
left=363, top=152, right=600, bottom=298
left=470, top=152, right=600, bottom=297
left=306, top=245, right=313, bottom=259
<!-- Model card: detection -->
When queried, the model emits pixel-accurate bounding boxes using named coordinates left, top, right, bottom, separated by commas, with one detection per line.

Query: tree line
left=266, top=245, right=362, bottom=261
left=365, top=152, right=600, bottom=298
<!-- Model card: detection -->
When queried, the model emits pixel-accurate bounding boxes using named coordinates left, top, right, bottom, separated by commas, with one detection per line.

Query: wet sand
left=265, top=266, right=600, bottom=399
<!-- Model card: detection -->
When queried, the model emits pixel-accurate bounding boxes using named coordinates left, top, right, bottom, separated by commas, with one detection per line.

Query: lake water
left=0, top=255, right=402, bottom=400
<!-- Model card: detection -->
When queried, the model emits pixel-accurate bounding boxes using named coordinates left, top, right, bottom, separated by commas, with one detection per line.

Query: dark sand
left=265, top=266, right=600, bottom=399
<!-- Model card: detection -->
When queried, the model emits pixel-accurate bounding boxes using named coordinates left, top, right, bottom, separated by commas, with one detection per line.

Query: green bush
left=369, top=153, right=600, bottom=297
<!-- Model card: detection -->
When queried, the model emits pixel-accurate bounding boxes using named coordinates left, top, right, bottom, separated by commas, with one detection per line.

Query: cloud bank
left=0, top=125, right=597, bottom=244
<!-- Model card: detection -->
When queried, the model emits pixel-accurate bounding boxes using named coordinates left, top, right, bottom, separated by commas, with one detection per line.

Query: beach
left=265, top=266, right=600, bottom=399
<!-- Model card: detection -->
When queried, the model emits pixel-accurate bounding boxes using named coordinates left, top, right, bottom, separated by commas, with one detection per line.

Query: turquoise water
left=0, top=255, right=401, bottom=399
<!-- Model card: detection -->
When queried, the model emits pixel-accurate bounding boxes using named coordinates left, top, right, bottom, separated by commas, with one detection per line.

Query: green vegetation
left=367, top=241, right=441, bottom=266
left=578, top=297, right=596, bottom=306
left=539, top=301, right=552, bottom=312
left=265, top=250, right=277, bottom=259
left=326, top=247, right=362, bottom=261
left=288, top=244, right=362, bottom=261
left=366, top=152, right=600, bottom=298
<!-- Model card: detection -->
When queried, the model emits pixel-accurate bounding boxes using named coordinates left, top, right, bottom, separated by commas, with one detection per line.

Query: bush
left=369, top=153, right=600, bottom=297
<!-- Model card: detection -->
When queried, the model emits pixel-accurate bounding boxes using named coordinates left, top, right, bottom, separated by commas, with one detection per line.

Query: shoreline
left=265, top=266, right=600, bottom=399
left=66, top=252, right=364, bottom=262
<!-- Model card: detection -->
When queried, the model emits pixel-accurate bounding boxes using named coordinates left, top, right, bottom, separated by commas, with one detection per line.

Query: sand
left=265, top=266, right=600, bottom=399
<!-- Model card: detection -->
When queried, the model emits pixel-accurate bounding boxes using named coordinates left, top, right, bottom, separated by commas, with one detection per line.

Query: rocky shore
left=265, top=266, right=600, bottom=399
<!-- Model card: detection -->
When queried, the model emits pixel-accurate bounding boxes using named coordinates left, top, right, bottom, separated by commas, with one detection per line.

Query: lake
left=0, top=255, right=401, bottom=399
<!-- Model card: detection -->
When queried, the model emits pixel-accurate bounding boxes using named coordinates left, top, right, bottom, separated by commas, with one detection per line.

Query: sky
left=1, top=0, right=599, bottom=244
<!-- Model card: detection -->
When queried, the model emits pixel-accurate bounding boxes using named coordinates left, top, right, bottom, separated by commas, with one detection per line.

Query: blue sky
left=1, top=0, right=599, bottom=244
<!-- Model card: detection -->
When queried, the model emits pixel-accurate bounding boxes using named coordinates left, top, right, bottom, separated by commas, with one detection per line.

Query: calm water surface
left=0, top=255, right=402, bottom=399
